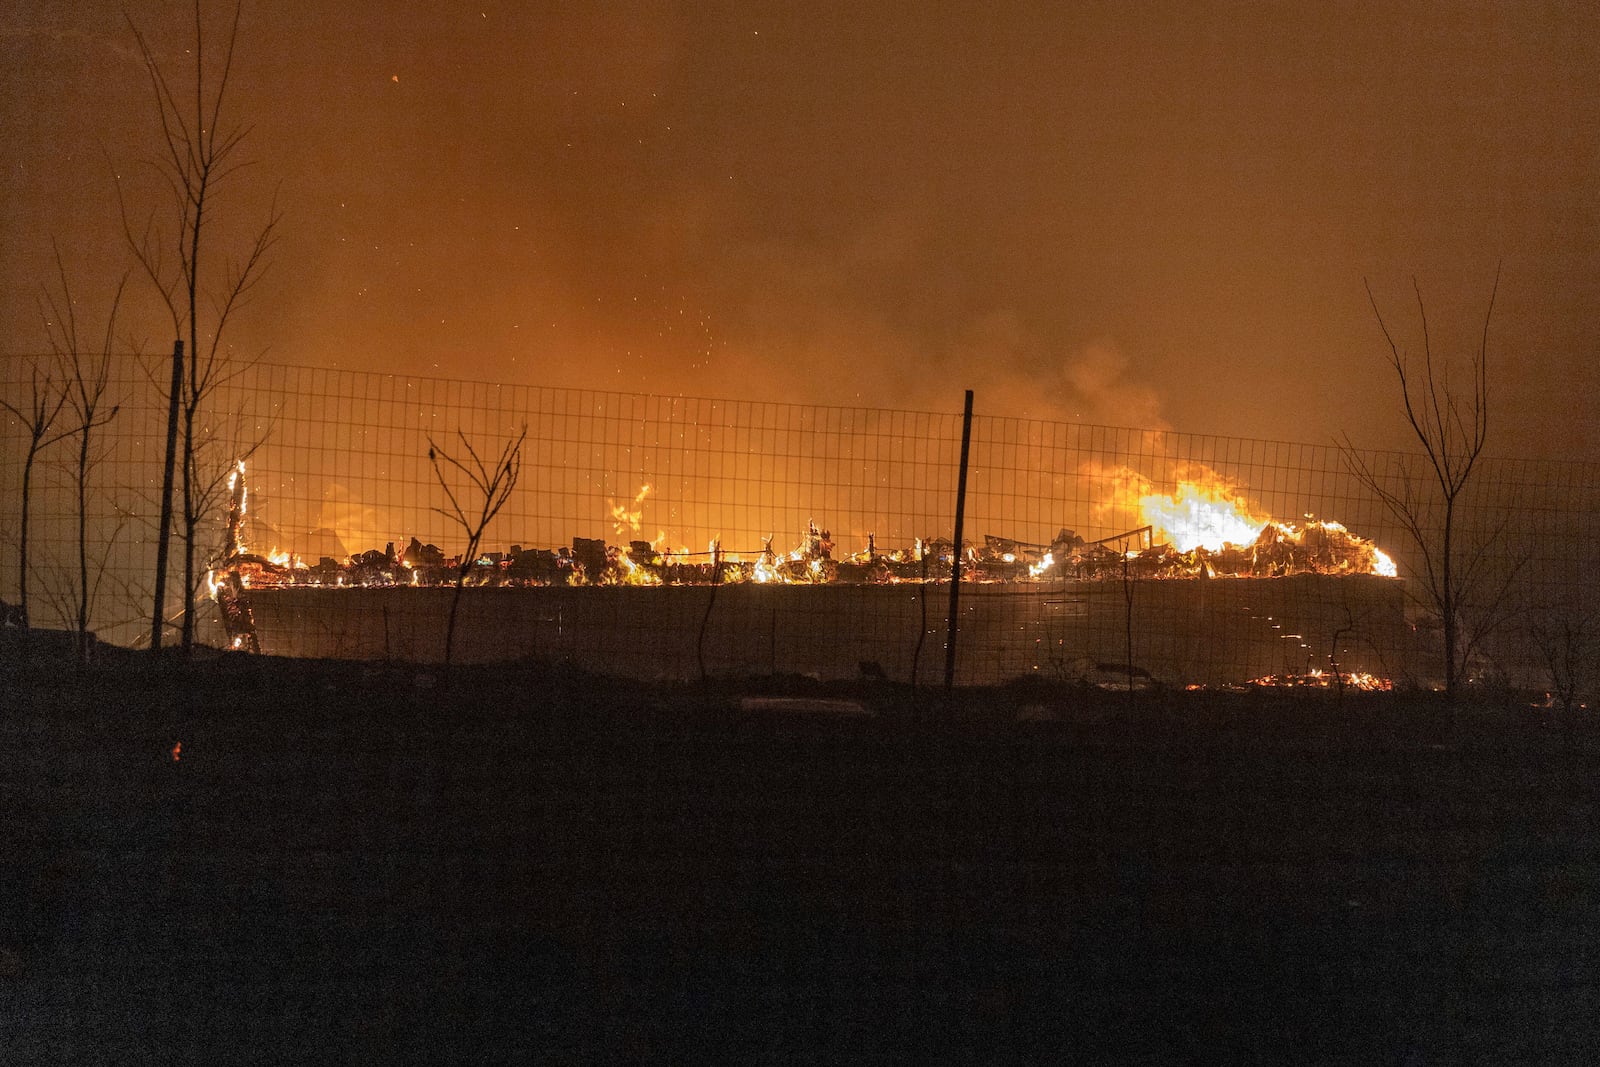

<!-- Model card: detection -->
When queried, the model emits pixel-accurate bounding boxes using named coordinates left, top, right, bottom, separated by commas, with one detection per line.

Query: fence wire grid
left=3, top=353, right=1597, bottom=693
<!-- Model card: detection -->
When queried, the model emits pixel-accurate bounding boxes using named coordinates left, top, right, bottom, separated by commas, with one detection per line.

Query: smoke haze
left=3, top=2, right=1596, bottom=460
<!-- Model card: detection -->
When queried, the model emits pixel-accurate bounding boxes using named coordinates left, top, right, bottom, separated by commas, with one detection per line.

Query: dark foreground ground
left=3, top=650, right=1597, bottom=1064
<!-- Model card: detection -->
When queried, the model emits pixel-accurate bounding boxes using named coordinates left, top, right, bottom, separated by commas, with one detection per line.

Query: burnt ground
left=2, top=650, right=1597, bottom=1064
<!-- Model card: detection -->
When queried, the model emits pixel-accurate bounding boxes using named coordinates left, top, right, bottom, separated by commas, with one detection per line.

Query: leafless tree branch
left=122, top=1, right=278, bottom=654
left=39, top=245, right=127, bottom=654
left=1342, top=267, right=1503, bottom=701
left=427, top=426, right=527, bottom=667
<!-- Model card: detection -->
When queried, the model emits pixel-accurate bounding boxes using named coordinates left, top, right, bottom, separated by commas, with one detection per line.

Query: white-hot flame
left=1139, top=479, right=1268, bottom=552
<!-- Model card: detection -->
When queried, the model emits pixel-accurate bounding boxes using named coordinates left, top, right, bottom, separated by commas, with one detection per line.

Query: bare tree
left=29, top=514, right=143, bottom=650
left=1, top=360, right=71, bottom=630
left=1342, top=269, right=1500, bottom=700
left=121, top=1, right=279, bottom=655
left=1530, top=611, right=1593, bottom=717
left=428, top=427, right=527, bottom=667
left=41, top=246, right=127, bottom=656
left=1454, top=507, right=1530, bottom=681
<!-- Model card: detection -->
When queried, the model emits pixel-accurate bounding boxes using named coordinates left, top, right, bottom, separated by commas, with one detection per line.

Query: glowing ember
left=1246, top=668, right=1393, bottom=691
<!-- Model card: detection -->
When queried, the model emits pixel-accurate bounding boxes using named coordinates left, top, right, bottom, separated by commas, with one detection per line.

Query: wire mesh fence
left=4, top=352, right=1597, bottom=694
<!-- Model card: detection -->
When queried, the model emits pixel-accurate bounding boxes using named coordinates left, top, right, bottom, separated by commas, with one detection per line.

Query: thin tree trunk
left=1442, top=496, right=1457, bottom=709
left=76, top=428, right=90, bottom=652
left=445, top=569, right=466, bottom=668
left=181, top=402, right=196, bottom=654
left=17, top=451, right=35, bottom=630
left=183, top=147, right=205, bottom=656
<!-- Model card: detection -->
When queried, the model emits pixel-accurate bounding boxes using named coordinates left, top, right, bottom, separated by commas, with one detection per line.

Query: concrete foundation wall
left=248, top=575, right=1410, bottom=687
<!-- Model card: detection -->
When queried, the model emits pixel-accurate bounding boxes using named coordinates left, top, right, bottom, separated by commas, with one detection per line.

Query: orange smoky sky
left=3, top=1, right=1596, bottom=461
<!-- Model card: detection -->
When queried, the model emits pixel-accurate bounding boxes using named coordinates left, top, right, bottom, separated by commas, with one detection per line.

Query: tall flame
left=1099, top=465, right=1269, bottom=552
left=1098, top=463, right=1396, bottom=570
left=610, top=484, right=652, bottom=538
left=1140, top=479, right=1269, bottom=552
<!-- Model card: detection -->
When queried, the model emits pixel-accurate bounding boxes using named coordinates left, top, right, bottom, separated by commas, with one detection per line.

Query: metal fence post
left=150, top=338, right=183, bottom=652
left=945, top=390, right=974, bottom=691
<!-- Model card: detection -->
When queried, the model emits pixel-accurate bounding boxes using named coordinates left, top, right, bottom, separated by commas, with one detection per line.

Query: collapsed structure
left=211, top=462, right=1407, bottom=688
left=223, top=516, right=1393, bottom=591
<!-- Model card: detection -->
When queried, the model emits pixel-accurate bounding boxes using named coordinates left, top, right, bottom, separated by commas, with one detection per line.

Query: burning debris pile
left=209, top=462, right=1408, bottom=686
left=208, top=463, right=1398, bottom=599
left=1091, top=466, right=1398, bottom=579
left=218, top=517, right=1394, bottom=592
left=1237, top=668, right=1393, bottom=692
left=968, top=515, right=1397, bottom=582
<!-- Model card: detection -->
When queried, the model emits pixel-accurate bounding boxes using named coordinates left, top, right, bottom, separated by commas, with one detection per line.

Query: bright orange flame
left=615, top=546, right=663, bottom=585
left=1096, top=464, right=1397, bottom=573
left=610, top=484, right=652, bottom=538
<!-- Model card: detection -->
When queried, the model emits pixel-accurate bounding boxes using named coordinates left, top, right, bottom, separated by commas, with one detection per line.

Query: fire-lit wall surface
left=248, top=574, right=1407, bottom=688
